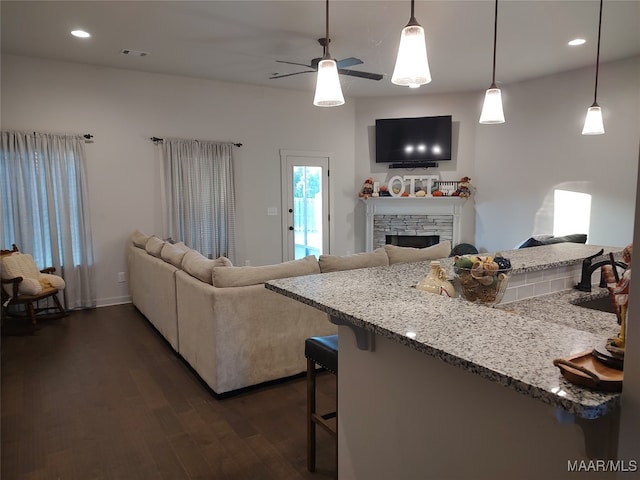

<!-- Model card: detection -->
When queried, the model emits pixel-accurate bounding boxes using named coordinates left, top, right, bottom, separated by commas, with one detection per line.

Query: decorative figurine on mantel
left=452, top=176, right=472, bottom=198
left=358, top=177, right=374, bottom=199
left=601, top=244, right=632, bottom=359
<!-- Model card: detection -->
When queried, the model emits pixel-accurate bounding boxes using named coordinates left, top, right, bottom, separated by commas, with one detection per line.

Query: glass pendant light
left=582, top=0, right=605, bottom=135
left=313, top=0, right=344, bottom=107
left=391, top=0, right=431, bottom=88
left=479, top=0, right=505, bottom=124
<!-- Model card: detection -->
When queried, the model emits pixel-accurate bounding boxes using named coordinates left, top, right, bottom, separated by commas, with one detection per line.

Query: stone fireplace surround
left=364, top=197, right=464, bottom=253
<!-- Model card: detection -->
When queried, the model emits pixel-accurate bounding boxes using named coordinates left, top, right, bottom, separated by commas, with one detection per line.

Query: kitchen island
left=266, top=243, right=627, bottom=480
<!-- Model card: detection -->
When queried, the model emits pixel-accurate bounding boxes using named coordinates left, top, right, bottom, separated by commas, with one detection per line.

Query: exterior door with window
left=280, top=150, right=330, bottom=262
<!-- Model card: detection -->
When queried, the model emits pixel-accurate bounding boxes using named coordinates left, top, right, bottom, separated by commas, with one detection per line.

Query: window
left=0, top=131, right=96, bottom=309
left=553, top=189, right=592, bottom=237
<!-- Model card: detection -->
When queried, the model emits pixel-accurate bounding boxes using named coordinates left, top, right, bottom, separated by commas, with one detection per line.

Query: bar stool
left=305, top=334, right=338, bottom=472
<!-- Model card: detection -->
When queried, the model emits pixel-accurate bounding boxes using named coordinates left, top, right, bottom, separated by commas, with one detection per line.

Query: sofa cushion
left=213, top=255, right=319, bottom=287
left=384, top=240, right=451, bottom=265
left=160, top=242, right=189, bottom=268
left=319, top=248, right=389, bottom=273
left=145, top=236, right=165, bottom=257
left=131, top=229, right=151, bottom=248
left=183, top=250, right=232, bottom=284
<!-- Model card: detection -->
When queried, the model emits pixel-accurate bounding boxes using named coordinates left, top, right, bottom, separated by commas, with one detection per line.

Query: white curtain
left=0, top=131, right=96, bottom=309
left=159, top=138, right=236, bottom=262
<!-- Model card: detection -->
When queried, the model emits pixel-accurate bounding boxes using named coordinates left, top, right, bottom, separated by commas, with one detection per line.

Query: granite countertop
left=266, top=243, right=624, bottom=420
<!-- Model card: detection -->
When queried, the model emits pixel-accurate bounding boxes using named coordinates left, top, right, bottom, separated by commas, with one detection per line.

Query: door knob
left=288, top=226, right=294, bottom=231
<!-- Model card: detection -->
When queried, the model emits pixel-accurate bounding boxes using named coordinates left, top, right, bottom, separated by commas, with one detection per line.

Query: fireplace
left=386, top=235, right=440, bottom=248
left=363, top=197, right=464, bottom=252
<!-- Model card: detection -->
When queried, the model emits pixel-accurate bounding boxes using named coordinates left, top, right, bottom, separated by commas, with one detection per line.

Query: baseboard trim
left=96, top=296, right=132, bottom=308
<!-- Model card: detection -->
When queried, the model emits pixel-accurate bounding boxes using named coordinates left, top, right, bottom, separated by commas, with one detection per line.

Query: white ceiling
left=2, top=1, right=639, bottom=98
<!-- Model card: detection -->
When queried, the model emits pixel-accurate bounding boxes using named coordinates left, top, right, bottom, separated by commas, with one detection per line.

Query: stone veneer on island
left=266, top=243, right=625, bottom=480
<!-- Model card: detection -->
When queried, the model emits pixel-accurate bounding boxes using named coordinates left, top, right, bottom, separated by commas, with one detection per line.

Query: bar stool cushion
left=305, top=335, right=338, bottom=374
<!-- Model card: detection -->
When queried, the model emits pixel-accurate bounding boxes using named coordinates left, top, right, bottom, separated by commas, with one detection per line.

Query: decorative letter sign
left=388, top=175, right=440, bottom=197
left=388, top=176, right=406, bottom=197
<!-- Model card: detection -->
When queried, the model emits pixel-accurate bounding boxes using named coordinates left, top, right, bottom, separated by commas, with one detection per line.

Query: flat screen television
left=375, top=115, right=452, bottom=167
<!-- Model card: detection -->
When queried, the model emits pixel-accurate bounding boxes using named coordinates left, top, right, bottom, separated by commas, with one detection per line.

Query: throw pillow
left=131, top=229, right=151, bottom=248
left=519, top=234, right=587, bottom=248
left=541, top=233, right=588, bottom=245
left=145, top=236, right=165, bottom=257
left=160, top=242, right=189, bottom=268
left=213, top=255, right=320, bottom=288
left=182, top=250, right=232, bottom=284
left=319, top=248, right=389, bottom=273
left=0, top=253, right=44, bottom=295
left=40, top=273, right=66, bottom=290
left=384, top=240, right=451, bottom=265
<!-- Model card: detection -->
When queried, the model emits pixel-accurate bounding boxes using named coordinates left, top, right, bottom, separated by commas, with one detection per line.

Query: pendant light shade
left=582, top=0, right=605, bottom=135
left=582, top=104, right=604, bottom=135
left=479, top=0, right=505, bottom=124
left=479, top=86, right=505, bottom=124
left=313, top=0, right=344, bottom=107
left=314, top=58, right=345, bottom=107
left=392, top=1, right=432, bottom=89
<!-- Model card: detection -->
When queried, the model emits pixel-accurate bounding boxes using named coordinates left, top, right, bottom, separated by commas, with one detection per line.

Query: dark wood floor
left=1, top=304, right=337, bottom=480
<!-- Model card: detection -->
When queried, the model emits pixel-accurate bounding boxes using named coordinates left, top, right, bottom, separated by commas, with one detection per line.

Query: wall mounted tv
left=375, top=115, right=452, bottom=168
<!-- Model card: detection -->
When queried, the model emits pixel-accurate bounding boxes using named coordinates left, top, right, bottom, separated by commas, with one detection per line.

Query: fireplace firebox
left=386, top=235, right=440, bottom=248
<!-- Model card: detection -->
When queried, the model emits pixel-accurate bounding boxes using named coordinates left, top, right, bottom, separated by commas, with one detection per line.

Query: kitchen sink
left=573, top=296, right=616, bottom=314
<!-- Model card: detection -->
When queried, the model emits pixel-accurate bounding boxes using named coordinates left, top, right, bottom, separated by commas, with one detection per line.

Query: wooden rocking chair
left=1, top=244, right=67, bottom=325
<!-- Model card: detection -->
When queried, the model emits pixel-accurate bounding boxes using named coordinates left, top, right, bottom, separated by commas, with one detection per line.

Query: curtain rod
left=27, top=131, right=94, bottom=142
left=28, top=132, right=93, bottom=140
left=150, top=136, right=242, bottom=147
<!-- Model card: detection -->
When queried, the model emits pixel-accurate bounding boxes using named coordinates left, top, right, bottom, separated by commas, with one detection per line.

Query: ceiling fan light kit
left=312, top=0, right=345, bottom=107
left=314, top=58, right=345, bottom=107
left=582, top=0, right=605, bottom=135
left=479, top=0, right=505, bottom=124
left=392, top=0, right=432, bottom=88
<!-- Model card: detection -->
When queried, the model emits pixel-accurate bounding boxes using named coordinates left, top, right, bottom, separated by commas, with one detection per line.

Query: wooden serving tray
left=553, top=350, right=623, bottom=392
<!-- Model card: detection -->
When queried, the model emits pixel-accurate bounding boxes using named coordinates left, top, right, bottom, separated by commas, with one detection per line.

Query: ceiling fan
left=270, top=38, right=383, bottom=81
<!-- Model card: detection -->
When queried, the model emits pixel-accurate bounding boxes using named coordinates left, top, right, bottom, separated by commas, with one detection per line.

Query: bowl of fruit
left=453, top=254, right=512, bottom=306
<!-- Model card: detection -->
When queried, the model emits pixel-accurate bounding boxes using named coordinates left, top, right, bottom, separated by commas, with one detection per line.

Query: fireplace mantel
left=362, top=197, right=466, bottom=252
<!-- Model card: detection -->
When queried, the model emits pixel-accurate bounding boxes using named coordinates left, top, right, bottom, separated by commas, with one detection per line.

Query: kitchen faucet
left=574, top=248, right=628, bottom=292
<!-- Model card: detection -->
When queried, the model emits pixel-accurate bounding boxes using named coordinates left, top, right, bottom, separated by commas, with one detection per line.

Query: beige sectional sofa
left=127, top=229, right=451, bottom=395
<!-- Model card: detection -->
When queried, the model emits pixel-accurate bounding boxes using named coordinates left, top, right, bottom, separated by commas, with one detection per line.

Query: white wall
left=354, top=56, right=639, bottom=253
left=474, top=56, right=640, bottom=251
left=1, top=55, right=357, bottom=306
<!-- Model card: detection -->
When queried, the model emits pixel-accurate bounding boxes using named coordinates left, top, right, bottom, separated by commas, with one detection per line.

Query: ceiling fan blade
left=276, top=60, right=314, bottom=69
left=269, top=70, right=315, bottom=79
left=336, top=57, right=363, bottom=69
left=338, top=69, right=383, bottom=81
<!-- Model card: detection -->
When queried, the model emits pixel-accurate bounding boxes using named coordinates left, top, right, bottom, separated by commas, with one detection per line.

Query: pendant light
left=391, top=0, right=431, bottom=88
left=313, top=0, right=344, bottom=107
left=582, top=0, right=605, bottom=135
left=479, top=0, right=505, bottom=124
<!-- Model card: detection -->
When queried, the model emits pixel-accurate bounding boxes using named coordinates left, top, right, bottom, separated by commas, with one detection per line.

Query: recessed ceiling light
left=71, top=30, right=91, bottom=38
left=568, top=38, right=586, bottom=46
